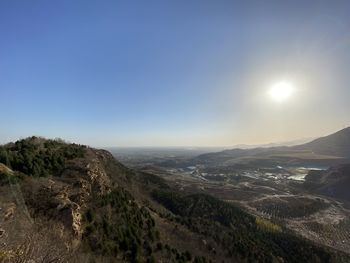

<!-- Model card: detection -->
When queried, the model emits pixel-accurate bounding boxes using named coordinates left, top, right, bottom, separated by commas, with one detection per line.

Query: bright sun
left=268, top=81, right=294, bottom=102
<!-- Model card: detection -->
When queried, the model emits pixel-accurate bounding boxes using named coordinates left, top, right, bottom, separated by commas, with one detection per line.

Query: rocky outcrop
left=3, top=203, right=16, bottom=221
left=22, top=148, right=116, bottom=238
left=0, top=163, right=13, bottom=175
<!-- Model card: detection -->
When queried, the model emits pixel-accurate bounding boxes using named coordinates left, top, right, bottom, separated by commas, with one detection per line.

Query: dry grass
left=256, top=217, right=282, bottom=233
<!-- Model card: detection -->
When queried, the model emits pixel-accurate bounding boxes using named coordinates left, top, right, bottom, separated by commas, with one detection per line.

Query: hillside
left=305, top=164, right=350, bottom=202
left=0, top=137, right=349, bottom=262
left=294, top=127, right=350, bottom=158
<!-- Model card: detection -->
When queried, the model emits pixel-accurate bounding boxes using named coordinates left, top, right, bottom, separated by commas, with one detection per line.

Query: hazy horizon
left=1, top=1, right=350, bottom=147
left=0, top=132, right=319, bottom=149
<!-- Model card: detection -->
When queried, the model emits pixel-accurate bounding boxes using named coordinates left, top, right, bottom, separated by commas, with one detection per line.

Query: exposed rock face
left=0, top=163, right=13, bottom=175
left=4, top=203, right=16, bottom=221
left=22, top=181, right=81, bottom=236
left=22, top=148, right=116, bottom=238
left=0, top=147, right=129, bottom=261
left=60, top=204, right=82, bottom=236
left=62, top=149, right=114, bottom=194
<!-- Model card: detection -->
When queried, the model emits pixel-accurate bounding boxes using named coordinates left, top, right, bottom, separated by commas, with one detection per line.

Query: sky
left=1, top=0, right=350, bottom=147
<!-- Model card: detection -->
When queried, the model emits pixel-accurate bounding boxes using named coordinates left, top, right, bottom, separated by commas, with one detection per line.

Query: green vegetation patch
left=0, top=136, right=86, bottom=177
left=82, top=188, right=160, bottom=263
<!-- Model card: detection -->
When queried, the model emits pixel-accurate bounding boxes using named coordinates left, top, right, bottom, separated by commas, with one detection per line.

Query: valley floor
left=144, top=166, right=350, bottom=255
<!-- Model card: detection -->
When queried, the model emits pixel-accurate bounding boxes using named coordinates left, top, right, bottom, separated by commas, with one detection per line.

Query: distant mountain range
left=229, top=137, right=315, bottom=149
left=177, top=127, right=350, bottom=168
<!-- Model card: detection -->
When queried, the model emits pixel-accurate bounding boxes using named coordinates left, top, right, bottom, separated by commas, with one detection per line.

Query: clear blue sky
left=1, top=0, right=350, bottom=146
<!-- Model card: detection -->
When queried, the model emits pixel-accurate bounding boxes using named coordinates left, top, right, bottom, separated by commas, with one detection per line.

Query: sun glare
left=268, top=81, right=294, bottom=102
